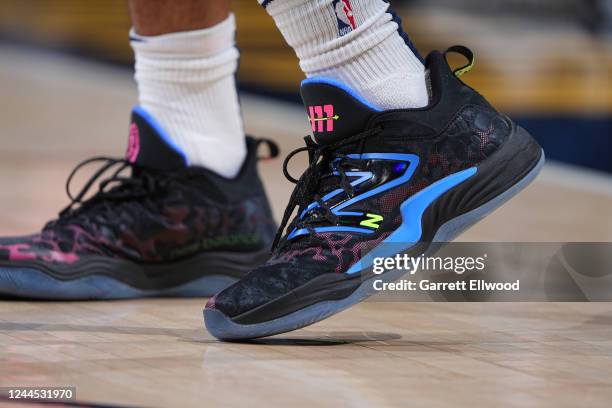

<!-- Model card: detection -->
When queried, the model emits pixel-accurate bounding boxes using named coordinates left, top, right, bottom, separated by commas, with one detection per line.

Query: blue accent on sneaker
left=301, top=77, right=382, bottom=112
left=299, top=171, right=373, bottom=219
left=289, top=153, right=418, bottom=240
left=333, top=153, right=419, bottom=216
left=345, top=166, right=477, bottom=274
left=287, top=226, right=374, bottom=240
left=132, top=105, right=189, bottom=165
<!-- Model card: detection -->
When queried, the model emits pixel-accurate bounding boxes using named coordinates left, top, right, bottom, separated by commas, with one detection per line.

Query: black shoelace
left=44, top=156, right=173, bottom=231
left=273, top=127, right=382, bottom=250
left=46, top=138, right=280, bottom=235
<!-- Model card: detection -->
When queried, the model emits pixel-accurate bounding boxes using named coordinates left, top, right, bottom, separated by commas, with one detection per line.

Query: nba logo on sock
left=308, top=104, right=337, bottom=132
left=332, top=0, right=357, bottom=37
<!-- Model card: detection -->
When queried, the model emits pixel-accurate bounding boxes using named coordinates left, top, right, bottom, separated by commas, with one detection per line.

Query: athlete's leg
left=129, top=0, right=245, bottom=178
left=128, top=0, right=229, bottom=36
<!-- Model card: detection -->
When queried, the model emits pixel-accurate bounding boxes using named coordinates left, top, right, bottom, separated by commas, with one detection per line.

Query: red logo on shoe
left=126, top=123, right=140, bottom=163
left=333, top=0, right=357, bottom=36
left=308, top=104, right=339, bottom=132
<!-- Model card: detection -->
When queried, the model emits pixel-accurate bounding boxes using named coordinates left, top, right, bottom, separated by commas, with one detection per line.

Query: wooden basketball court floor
left=0, top=45, right=611, bottom=407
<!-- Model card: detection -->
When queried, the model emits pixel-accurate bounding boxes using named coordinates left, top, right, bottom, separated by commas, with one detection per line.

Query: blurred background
left=0, top=0, right=610, bottom=170
left=0, top=0, right=610, bottom=239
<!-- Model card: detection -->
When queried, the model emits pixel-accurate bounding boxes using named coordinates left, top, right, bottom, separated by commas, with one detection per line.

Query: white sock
left=260, top=0, right=428, bottom=109
left=130, top=14, right=245, bottom=178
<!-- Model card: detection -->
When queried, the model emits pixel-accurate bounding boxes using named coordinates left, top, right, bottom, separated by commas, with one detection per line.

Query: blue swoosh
left=345, top=167, right=477, bottom=275
left=288, top=153, right=419, bottom=240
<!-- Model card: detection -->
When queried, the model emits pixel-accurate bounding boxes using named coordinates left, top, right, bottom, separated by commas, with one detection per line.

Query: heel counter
left=427, top=49, right=498, bottom=115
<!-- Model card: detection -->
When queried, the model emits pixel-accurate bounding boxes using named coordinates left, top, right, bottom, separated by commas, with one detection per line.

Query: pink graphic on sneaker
left=126, top=123, right=140, bottom=163
left=308, top=104, right=337, bottom=132
left=0, top=243, right=37, bottom=261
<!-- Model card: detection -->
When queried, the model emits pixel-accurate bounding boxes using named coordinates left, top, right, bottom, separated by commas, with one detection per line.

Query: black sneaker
left=204, top=46, right=545, bottom=340
left=0, top=107, right=277, bottom=299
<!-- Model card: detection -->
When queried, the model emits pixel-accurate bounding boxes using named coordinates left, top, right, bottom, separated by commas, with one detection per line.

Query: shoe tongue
left=125, top=106, right=188, bottom=170
left=300, top=77, right=381, bottom=145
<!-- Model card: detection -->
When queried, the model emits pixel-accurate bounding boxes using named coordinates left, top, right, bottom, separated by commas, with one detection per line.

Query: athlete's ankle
left=260, top=0, right=428, bottom=109
left=130, top=14, right=246, bottom=178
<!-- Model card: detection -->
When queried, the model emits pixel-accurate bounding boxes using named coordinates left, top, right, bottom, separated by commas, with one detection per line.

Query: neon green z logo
left=360, top=213, right=383, bottom=229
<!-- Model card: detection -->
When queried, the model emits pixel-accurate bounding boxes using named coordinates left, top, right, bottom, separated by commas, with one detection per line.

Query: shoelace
left=273, top=127, right=382, bottom=250
left=44, top=156, right=172, bottom=231
left=46, top=137, right=280, bottom=234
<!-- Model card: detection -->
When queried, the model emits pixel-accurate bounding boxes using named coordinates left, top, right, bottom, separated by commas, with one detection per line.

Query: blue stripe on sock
left=382, top=1, right=424, bottom=64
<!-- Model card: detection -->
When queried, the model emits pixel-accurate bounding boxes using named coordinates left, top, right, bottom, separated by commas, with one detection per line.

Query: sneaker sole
left=0, top=248, right=270, bottom=300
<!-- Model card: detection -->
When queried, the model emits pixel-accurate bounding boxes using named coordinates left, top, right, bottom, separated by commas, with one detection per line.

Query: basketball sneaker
left=0, top=107, right=277, bottom=299
left=204, top=46, right=545, bottom=340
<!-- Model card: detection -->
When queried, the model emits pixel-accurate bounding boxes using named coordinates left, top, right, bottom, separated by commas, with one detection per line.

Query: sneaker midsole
left=0, top=246, right=270, bottom=291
